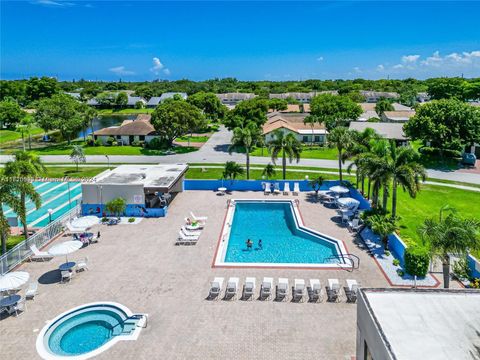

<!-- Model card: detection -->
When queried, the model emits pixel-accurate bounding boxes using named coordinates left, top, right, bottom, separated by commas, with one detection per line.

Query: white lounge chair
left=243, top=277, right=256, bottom=300
left=283, top=182, right=290, bottom=195
left=181, top=226, right=202, bottom=237
left=177, top=231, right=199, bottom=245
left=29, top=245, right=53, bottom=262
left=293, top=182, right=300, bottom=195
left=345, top=279, right=359, bottom=303
left=25, top=282, right=38, bottom=300
left=184, top=218, right=205, bottom=230
left=225, top=277, right=239, bottom=299
left=209, top=277, right=224, bottom=300
left=61, top=271, right=72, bottom=283
left=8, top=298, right=26, bottom=316
left=260, top=277, right=273, bottom=300
left=293, top=279, right=305, bottom=302
left=263, top=183, right=271, bottom=195
left=76, top=257, right=89, bottom=272
left=273, top=183, right=281, bottom=195
left=190, top=212, right=207, bottom=222
left=309, top=279, right=322, bottom=302
left=276, top=278, right=289, bottom=301
left=327, top=278, right=340, bottom=302
left=348, top=218, right=361, bottom=232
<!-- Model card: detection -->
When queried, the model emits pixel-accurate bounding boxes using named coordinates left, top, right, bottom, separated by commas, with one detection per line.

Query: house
left=65, top=92, right=81, bottom=100
left=358, top=103, right=379, bottom=121
left=349, top=121, right=409, bottom=145
left=417, top=92, right=430, bottom=103
left=356, top=288, right=480, bottom=360
left=127, top=95, right=147, bottom=107
left=146, top=97, right=162, bottom=108
left=216, top=93, right=256, bottom=106
left=262, top=112, right=327, bottom=144
left=269, top=104, right=301, bottom=113
left=381, top=110, right=415, bottom=123
left=360, top=91, right=399, bottom=103
left=93, top=114, right=157, bottom=145
left=270, top=92, right=314, bottom=103
left=86, top=93, right=146, bottom=108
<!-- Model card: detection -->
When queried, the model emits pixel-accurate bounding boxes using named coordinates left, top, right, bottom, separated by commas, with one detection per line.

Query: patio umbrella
left=337, top=197, right=360, bottom=209
left=329, top=185, right=350, bottom=194
left=48, top=240, right=83, bottom=262
left=70, top=216, right=99, bottom=229
left=0, top=271, right=30, bottom=292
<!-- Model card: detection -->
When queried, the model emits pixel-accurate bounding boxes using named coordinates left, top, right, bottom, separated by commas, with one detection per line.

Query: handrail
left=326, top=253, right=360, bottom=272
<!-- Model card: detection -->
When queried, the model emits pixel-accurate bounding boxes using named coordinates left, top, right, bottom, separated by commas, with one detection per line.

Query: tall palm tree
left=347, top=128, right=379, bottom=190
left=267, top=130, right=302, bottom=180
left=0, top=178, right=41, bottom=254
left=418, top=206, right=480, bottom=288
left=79, top=104, right=98, bottom=143
left=70, top=145, right=86, bottom=171
left=327, top=127, right=355, bottom=182
left=228, top=122, right=261, bottom=180
left=3, top=151, right=45, bottom=241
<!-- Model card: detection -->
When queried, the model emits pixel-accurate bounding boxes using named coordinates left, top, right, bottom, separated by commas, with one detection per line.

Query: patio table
left=59, top=262, right=76, bottom=271
left=0, top=294, right=21, bottom=308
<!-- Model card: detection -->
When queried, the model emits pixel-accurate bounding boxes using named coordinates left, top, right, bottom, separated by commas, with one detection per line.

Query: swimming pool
left=214, top=200, right=349, bottom=268
left=2, top=181, right=81, bottom=228
left=36, top=302, right=146, bottom=360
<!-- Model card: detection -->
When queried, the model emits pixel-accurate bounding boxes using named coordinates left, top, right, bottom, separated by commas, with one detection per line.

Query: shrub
left=404, top=246, right=430, bottom=277
left=135, top=100, right=144, bottom=109
left=393, top=259, right=400, bottom=266
left=452, top=257, right=471, bottom=280
left=397, top=269, right=405, bottom=277
left=94, top=139, right=102, bottom=147
left=101, top=216, right=108, bottom=223
left=419, top=146, right=461, bottom=158
left=86, top=138, right=95, bottom=146
left=128, top=217, right=135, bottom=223
left=105, top=197, right=126, bottom=217
left=131, top=140, right=141, bottom=147
left=385, top=250, right=391, bottom=257
left=147, top=137, right=168, bottom=150
left=471, top=278, right=480, bottom=289
left=106, top=136, right=115, bottom=146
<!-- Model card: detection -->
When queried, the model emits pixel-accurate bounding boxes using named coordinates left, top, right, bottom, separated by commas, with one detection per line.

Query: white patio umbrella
left=329, top=185, right=350, bottom=194
left=0, top=271, right=30, bottom=292
left=70, top=216, right=99, bottom=229
left=48, top=240, right=83, bottom=262
left=337, top=197, right=360, bottom=209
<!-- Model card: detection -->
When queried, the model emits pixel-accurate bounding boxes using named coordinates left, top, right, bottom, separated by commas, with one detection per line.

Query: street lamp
left=48, top=209, right=53, bottom=224
left=105, top=155, right=110, bottom=169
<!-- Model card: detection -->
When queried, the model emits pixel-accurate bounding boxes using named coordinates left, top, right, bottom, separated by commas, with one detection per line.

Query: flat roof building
left=356, top=288, right=480, bottom=360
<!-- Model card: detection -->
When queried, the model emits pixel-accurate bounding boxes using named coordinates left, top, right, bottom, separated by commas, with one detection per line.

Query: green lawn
left=97, top=108, right=154, bottom=115
left=44, top=166, right=110, bottom=178
left=176, top=135, right=210, bottom=143
left=0, top=126, right=45, bottom=144
left=250, top=145, right=338, bottom=160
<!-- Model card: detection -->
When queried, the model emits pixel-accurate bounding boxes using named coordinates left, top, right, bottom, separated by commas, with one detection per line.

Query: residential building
left=262, top=112, right=327, bottom=144
left=356, top=288, right=480, bottom=360
left=270, top=92, right=313, bottom=103
left=417, top=92, right=431, bottom=103
left=358, top=103, right=379, bottom=122
left=349, top=121, right=409, bottom=145
left=86, top=93, right=146, bottom=108
left=145, top=92, right=187, bottom=108
left=93, top=114, right=157, bottom=145
left=381, top=110, right=415, bottom=123
left=216, top=92, right=256, bottom=106
left=360, top=91, right=399, bottom=103
left=146, top=97, right=162, bottom=108
left=65, top=92, right=81, bottom=99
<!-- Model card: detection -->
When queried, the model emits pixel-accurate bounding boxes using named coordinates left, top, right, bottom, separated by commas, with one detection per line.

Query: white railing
left=0, top=204, right=81, bottom=274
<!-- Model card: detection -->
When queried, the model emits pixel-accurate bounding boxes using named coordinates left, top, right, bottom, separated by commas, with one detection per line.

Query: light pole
left=105, top=155, right=110, bottom=169
left=48, top=209, right=53, bottom=224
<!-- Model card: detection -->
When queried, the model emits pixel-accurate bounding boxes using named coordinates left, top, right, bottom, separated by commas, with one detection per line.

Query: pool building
left=81, top=164, right=188, bottom=218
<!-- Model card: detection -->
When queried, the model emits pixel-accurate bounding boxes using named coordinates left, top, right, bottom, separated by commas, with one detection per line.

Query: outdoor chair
left=308, top=279, right=322, bottom=302
left=209, top=277, right=224, bottom=300
left=25, top=282, right=38, bottom=300
left=345, top=279, right=359, bottom=303
left=184, top=218, right=205, bottom=229
left=29, top=245, right=53, bottom=262
left=190, top=212, right=207, bottom=222
left=242, top=277, right=256, bottom=300
left=293, top=182, right=300, bottom=195
left=292, top=279, right=305, bottom=302
left=348, top=218, right=361, bottom=232
left=8, top=298, right=26, bottom=316
left=76, top=257, right=89, bottom=272
left=263, top=182, right=272, bottom=195
left=181, top=226, right=201, bottom=237
left=327, top=279, right=340, bottom=302
left=276, top=278, right=289, bottom=301
left=283, top=182, right=290, bottom=195
left=177, top=231, right=199, bottom=245
left=273, top=183, right=281, bottom=195
left=260, top=277, right=273, bottom=300
left=225, top=277, right=239, bottom=300
left=61, top=270, right=72, bottom=283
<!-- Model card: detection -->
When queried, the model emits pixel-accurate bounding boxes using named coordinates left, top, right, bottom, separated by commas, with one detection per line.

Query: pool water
left=48, top=309, right=125, bottom=356
left=224, top=201, right=340, bottom=264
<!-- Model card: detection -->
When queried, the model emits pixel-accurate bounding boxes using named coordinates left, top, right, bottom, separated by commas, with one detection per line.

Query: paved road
left=2, top=125, right=480, bottom=185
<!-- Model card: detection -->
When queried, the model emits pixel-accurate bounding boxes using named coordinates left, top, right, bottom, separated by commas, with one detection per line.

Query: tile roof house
left=93, top=114, right=157, bottom=145
left=216, top=93, right=256, bottom=105
left=349, top=121, right=408, bottom=145
left=262, top=112, right=327, bottom=144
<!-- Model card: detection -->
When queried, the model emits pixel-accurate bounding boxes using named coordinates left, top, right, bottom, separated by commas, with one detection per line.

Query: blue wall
left=468, top=254, right=480, bottom=279
left=81, top=204, right=167, bottom=218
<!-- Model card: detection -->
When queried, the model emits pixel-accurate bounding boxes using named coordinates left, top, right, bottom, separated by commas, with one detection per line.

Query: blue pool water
left=224, top=201, right=340, bottom=264
left=1, top=181, right=81, bottom=228
left=48, top=309, right=125, bottom=356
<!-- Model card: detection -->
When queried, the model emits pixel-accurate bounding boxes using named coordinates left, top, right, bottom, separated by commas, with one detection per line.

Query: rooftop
left=383, top=111, right=416, bottom=121
left=361, top=288, right=480, bottom=360
left=349, top=121, right=408, bottom=140
left=93, top=114, right=155, bottom=136
left=263, top=112, right=327, bottom=135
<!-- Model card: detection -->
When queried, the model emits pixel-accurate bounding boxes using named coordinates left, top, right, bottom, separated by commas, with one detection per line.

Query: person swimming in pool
left=246, top=239, right=253, bottom=250
left=258, top=239, right=263, bottom=249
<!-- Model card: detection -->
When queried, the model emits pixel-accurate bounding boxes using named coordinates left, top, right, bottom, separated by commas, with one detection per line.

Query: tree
left=115, top=92, right=128, bottom=108
left=309, top=175, right=325, bottom=196
left=187, top=92, right=227, bottom=121
left=70, top=145, right=86, bottom=171
left=0, top=100, right=26, bottom=129
left=228, top=122, right=262, bottom=180
left=268, top=98, right=288, bottom=111
left=150, top=98, right=205, bottom=147
left=374, top=97, right=394, bottom=117
left=426, top=77, right=466, bottom=100
left=418, top=206, right=480, bottom=288
left=222, top=161, right=244, bottom=182
left=327, top=127, right=356, bottom=182
left=404, top=99, right=480, bottom=151
left=16, top=116, right=35, bottom=150
left=2, top=155, right=45, bottom=245
left=25, top=76, right=59, bottom=102
left=95, top=92, right=116, bottom=107
left=35, top=94, right=85, bottom=144
left=268, top=130, right=302, bottom=180
left=463, top=81, right=480, bottom=101
left=133, top=85, right=154, bottom=100
left=223, top=98, right=269, bottom=130
left=105, top=197, right=126, bottom=218
left=78, top=103, right=98, bottom=142
left=310, top=93, right=362, bottom=130
left=135, top=101, right=144, bottom=109
left=262, top=163, right=276, bottom=179
left=369, top=214, right=398, bottom=251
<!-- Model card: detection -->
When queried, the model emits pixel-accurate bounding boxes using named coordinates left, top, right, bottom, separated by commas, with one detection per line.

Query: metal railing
left=0, top=204, right=81, bottom=275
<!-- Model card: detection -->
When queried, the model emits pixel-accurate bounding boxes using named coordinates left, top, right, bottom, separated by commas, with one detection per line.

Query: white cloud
left=163, top=68, right=171, bottom=76
left=31, top=0, right=74, bottom=7
left=316, top=56, right=324, bottom=62
left=109, top=66, right=135, bottom=76
left=150, top=57, right=165, bottom=75
left=353, top=67, right=362, bottom=73
left=393, top=64, right=404, bottom=69
left=401, top=54, right=420, bottom=63
left=376, top=64, right=385, bottom=71
left=421, top=50, right=443, bottom=67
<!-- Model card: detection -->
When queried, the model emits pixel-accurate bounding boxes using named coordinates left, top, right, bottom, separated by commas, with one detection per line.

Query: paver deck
left=1, top=191, right=389, bottom=360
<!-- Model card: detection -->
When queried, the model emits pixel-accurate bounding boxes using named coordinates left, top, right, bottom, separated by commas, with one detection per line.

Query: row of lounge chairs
left=176, top=212, right=208, bottom=245
left=208, top=277, right=359, bottom=303
left=263, top=182, right=300, bottom=196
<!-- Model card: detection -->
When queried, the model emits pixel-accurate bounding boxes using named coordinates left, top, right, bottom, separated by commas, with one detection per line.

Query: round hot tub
left=36, top=302, right=143, bottom=360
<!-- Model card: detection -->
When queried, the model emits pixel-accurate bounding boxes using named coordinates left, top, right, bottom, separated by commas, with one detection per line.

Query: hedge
left=404, top=245, right=430, bottom=277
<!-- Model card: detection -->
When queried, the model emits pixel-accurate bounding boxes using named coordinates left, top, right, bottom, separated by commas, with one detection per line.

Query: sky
left=1, top=0, right=480, bottom=81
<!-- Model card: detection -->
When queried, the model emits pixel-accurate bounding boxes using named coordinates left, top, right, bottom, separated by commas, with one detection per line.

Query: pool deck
left=2, top=191, right=396, bottom=359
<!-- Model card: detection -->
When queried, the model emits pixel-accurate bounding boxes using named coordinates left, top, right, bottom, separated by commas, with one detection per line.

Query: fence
left=0, top=204, right=81, bottom=275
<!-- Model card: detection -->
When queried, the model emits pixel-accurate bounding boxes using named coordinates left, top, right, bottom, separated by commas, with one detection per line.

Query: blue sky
left=1, top=1, right=480, bottom=81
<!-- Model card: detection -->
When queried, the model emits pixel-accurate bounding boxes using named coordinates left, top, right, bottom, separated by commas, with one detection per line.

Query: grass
left=250, top=145, right=338, bottom=160
left=43, top=166, right=110, bottom=178
left=97, top=108, right=154, bottom=115
left=0, top=126, right=45, bottom=144
left=176, top=135, right=209, bottom=143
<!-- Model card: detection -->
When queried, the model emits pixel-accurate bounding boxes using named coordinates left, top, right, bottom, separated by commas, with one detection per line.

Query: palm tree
left=3, top=151, right=44, bottom=242
left=222, top=161, right=244, bottom=182
left=70, top=145, right=86, bottom=171
left=369, top=214, right=398, bottom=250
left=309, top=175, right=325, bottom=196
left=346, top=128, right=379, bottom=190
left=228, top=122, right=261, bottom=180
left=262, top=163, right=276, bottom=179
left=418, top=206, right=480, bottom=288
left=267, top=130, right=302, bottom=180
left=79, top=104, right=98, bottom=143
left=327, top=127, right=355, bottom=182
